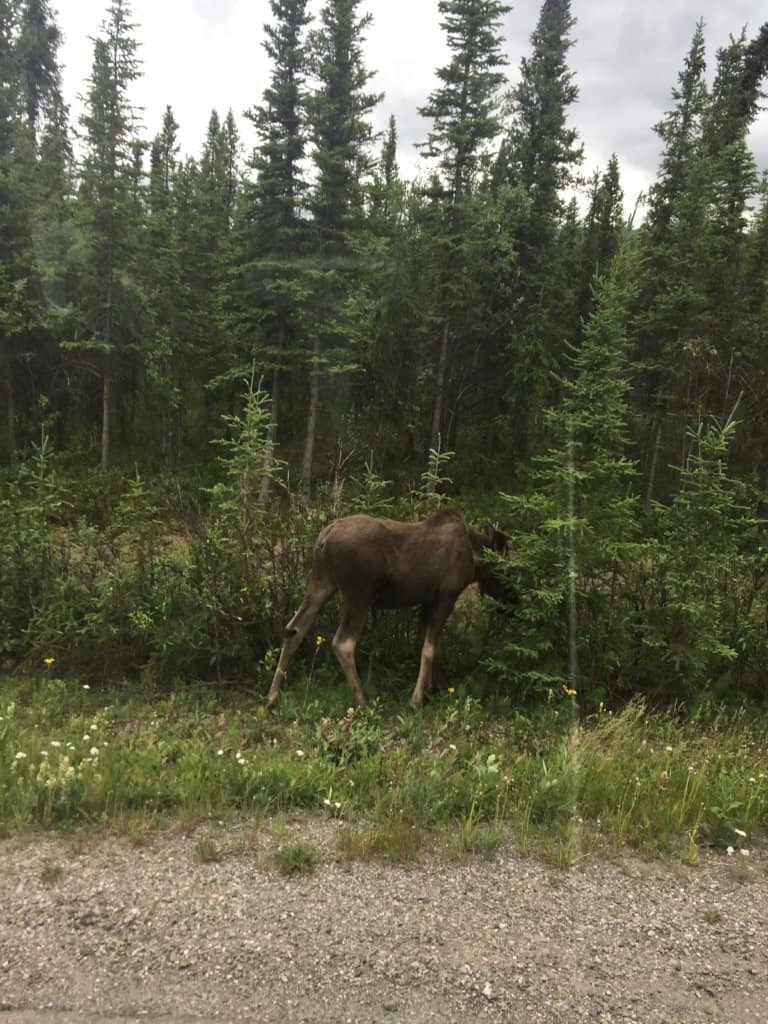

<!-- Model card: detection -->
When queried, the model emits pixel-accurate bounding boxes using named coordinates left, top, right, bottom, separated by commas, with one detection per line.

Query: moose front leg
left=266, top=582, right=335, bottom=708
left=410, top=597, right=456, bottom=709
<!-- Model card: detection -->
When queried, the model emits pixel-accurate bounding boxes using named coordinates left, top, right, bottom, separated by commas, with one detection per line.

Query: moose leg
left=410, top=597, right=455, bottom=709
left=267, top=582, right=335, bottom=707
left=332, top=604, right=368, bottom=708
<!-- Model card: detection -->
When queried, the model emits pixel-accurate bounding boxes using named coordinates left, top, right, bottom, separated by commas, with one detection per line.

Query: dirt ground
left=0, top=816, right=766, bottom=1023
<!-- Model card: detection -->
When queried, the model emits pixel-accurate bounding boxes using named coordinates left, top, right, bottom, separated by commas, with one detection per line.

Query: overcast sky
left=57, top=0, right=768, bottom=211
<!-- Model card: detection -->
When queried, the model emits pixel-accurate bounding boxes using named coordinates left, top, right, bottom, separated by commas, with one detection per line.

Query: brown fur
left=266, top=510, right=508, bottom=709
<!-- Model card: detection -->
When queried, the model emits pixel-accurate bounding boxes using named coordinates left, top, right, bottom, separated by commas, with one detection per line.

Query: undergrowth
left=1, top=675, right=766, bottom=864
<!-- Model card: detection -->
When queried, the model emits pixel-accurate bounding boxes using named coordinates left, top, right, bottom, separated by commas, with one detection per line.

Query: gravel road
left=0, top=817, right=766, bottom=1023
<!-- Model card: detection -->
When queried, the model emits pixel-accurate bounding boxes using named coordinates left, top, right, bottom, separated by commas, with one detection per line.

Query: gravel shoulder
left=1, top=816, right=766, bottom=1023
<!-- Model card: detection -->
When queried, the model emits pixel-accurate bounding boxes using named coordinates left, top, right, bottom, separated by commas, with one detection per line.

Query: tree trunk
left=430, top=322, right=450, bottom=455
left=644, top=419, right=662, bottom=514
left=2, top=350, right=18, bottom=469
left=259, top=353, right=282, bottom=508
left=101, top=355, right=112, bottom=469
left=301, top=336, right=321, bottom=503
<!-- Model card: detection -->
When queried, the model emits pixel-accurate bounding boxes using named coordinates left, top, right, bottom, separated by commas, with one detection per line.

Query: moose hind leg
left=332, top=605, right=368, bottom=708
left=267, top=583, right=335, bottom=707
left=410, top=598, right=455, bottom=709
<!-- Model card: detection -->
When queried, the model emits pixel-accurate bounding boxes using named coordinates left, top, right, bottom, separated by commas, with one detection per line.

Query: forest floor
left=0, top=814, right=766, bottom=1024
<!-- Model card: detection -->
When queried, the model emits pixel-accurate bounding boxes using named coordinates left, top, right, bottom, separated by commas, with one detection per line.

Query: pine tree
left=701, top=25, right=768, bottom=335
left=300, top=0, right=381, bottom=498
left=15, top=0, right=62, bottom=144
left=577, top=154, right=624, bottom=328
left=171, top=108, right=240, bottom=422
left=1, top=0, right=69, bottom=467
left=141, top=105, right=188, bottom=466
left=496, top=246, right=641, bottom=702
left=493, top=0, right=583, bottom=468
left=230, top=0, right=312, bottom=502
left=417, top=0, right=510, bottom=455
left=308, top=0, right=380, bottom=249
left=0, top=0, right=21, bottom=466
left=419, top=0, right=511, bottom=206
left=631, top=23, right=710, bottom=508
left=70, top=0, right=142, bottom=468
left=632, top=22, right=768, bottom=506
left=344, top=115, right=422, bottom=471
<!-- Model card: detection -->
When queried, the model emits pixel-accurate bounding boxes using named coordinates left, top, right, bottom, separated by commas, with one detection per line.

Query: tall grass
left=1, top=676, right=766, bottom=861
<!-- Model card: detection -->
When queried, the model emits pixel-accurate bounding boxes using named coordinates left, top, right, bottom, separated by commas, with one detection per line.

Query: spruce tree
left=631, top=23, right=710, bottom=508
left=1, top=0, right=69, bottom=467
left=496, top=246, right=641, bottom=702
left=632, top=22, right=768, bottom=505
left=15, top=0, right=63, bottom=144
left=141, top=105, right=188, bottom=466
left=308, top=0, right=380, bottom=249
left=419, top=0, right=511, bottom=206
left=230, top=0, right=312, bottom=502
left=417, top=0, right=510, bottom=454
left=0, top=0, right=21, bottom=466
left=577, top=154, right=624, bottom=328
left=71, top=0, right=141, bottom=468
left=301, top=0, right=381, bottom=498
left=493, top=0, right=583, bottom=468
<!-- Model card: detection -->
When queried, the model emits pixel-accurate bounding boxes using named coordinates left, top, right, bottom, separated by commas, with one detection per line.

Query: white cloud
left=57, top=0, right=768, bottom=201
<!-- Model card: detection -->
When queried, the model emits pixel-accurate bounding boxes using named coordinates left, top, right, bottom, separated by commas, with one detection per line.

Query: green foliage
left=2, top=679, right=766, bottom=863
left=636, top=414, right=768, bottom=701
left=490, top=249, right=642, bottom=704
left=0, top=426, right=69, bottom=658
left=273, top=841, right=318, bottom=875
left=409, top=439, right=456, bottom=516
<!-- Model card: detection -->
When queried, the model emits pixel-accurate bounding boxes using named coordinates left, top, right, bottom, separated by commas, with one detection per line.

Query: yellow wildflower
left=315, top=635, right=326, bottom=647
left=43, top=657, right=55, bottom=667
left=563, top=685, right=577, bottom=698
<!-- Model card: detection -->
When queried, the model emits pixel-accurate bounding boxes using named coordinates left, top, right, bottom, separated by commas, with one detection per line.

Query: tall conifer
left=301, top=0, right=380, bottom=498
left=231, top=0, right=312, bottom=502
left=73, top=0, right=141, bottom=467
left=494, top=0, right=583, bottom=467
left=418, top=0, right=510, bottom=453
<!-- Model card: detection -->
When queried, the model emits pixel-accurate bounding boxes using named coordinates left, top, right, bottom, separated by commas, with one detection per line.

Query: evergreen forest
left=3, top=0, right=768, bottom=711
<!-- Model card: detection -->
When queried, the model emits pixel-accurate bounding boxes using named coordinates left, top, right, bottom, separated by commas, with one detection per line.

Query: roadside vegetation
left=1, top=675, right=766, bottom=865
left=2, top=1, right=768, bottom=867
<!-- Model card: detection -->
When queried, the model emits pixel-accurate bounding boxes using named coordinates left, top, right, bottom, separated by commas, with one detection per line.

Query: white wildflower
left=296, top=750, right=305, bottom=759
left=726, top=846, right=735, bottom=856
left=740, top=849, right=750, bottom=857
left=89, top=747, right=99, bottom=757
left=14, top=752, right=27, bottom=760
left=734, top=827, right=747, bottom=838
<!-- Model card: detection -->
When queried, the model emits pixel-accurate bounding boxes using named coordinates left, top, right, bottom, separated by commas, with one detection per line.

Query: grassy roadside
left=1, top=674, right=766, bottom=866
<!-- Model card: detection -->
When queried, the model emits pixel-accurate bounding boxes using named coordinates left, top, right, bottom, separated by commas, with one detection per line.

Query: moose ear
left=483, top=522, right=508, bottom=552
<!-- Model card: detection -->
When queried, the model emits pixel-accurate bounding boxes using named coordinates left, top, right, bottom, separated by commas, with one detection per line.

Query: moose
left=266, top=509, right=509, bottom=710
